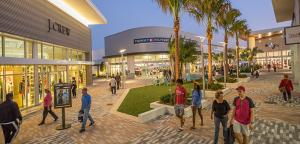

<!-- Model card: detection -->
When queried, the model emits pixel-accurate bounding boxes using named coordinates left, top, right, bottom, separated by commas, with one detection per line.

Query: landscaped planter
left=239, top=77, right=251, bottom=83
left=204, top=88, right=232, bottom=98
left=240, top=73, right=252, bottom=77
left=138, top=100, right=208, bottom=123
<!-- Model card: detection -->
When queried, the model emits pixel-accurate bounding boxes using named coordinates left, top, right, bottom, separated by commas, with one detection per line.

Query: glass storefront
left=255, top=50, right=292, bottom=69
left=0, top=65, right=34, bottom=108
left=69, top=65, right=86, bottom=88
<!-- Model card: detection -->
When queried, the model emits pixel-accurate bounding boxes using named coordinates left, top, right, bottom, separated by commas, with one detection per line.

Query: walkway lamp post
left=219, top=42, right=227, bottom=88
left=119, top=48, right=126, bottom=89
left=196, top=36, right=206, bottom=98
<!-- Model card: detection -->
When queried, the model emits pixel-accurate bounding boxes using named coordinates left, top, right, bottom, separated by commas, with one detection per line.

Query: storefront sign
left=48, top=19, right=71, bottom=36
left=134, top=37, right=170, bottom=44
left=284, top=25, right=300, bottom=45
left=54, top=83, right=72, bottom=108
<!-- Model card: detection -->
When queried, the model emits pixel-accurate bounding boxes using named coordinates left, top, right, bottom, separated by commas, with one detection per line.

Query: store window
left=68, top=65, right=86, bottom=88
left=78, top=52, right=86, bottom=61
left=4, top=37, right=25, bottom=58
left=38, top=43, right=42, bottom=59
left=0, top=36, right=2, bottom=57
left=71, top=50, right=78, bottom=61
left=26, top=41, right=33, bottom=59
left=54, top=47, right=65, bottom=60
left=43, top=44, right=54, bottom=60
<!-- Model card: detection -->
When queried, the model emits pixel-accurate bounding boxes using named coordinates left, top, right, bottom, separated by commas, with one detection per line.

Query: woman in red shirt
left=279, top=74, right=294, bottom=102
left=38, top=89, right=58, bottom=125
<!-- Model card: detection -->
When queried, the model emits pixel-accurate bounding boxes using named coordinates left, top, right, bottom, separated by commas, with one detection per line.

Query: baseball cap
left=236, top=86, right=245, bottom=92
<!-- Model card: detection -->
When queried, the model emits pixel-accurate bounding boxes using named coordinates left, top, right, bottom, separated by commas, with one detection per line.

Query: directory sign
left=284, top=25, right=300, bottom=45
left=54, top=83, right=72, bottom=108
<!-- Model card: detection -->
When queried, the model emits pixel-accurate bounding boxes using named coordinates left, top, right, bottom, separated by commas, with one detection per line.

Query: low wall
left=139, top=100, right=208, bottom=123
left=205, top=87, right=232, bottom=98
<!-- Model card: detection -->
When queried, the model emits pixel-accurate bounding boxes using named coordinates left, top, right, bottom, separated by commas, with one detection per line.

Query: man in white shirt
left=109, top=74, right=117, bottom=95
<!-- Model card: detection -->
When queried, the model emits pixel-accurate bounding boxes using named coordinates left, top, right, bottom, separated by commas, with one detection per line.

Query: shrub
left=160, top=94, right=171, bottom=104
left=240, top=66, right=251, bottom=73
left=229, top=74, right=247, bottom=78
left=216, top=77, right=237, bottom=83
left=208, top=83, right=224, bottom=91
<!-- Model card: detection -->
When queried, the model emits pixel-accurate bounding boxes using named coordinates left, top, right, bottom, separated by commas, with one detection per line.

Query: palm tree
left=187, top=0, right=226, bottom=84
left=169, top=37, right=198, bottom=77
left=154, top=0, right=189, bottom=80
left=217, top=6, right=241, bottom=77
left=230, top=19, right=250, bottom=77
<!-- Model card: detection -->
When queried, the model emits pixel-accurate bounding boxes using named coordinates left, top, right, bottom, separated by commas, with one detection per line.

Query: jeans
left=72, top=88, right=76, bottom=98
left=283, top=91, right=292, bottom=101
left=41, top=106, right=58, bottom=123
left=214, top=116, right=228, bottom=144
left=81, top=108, right=94, bottom=130
left=111, top=86, right=116, bottom=94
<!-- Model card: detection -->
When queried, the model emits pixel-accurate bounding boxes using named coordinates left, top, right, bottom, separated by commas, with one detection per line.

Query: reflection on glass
left=43, top=44, right=54, bottom=60
left=26, top=41, right=33, bottom=59
left=0, top=36, right=2, bottom=57
left=4, top=37, right=25, bottom=58
left=38, top=43, right=42, bottom=59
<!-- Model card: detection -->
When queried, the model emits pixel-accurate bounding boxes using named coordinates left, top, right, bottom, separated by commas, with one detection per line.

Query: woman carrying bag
left=38, top=89, right=58, bottom=125
left=279, top=74, right=293, bottom=103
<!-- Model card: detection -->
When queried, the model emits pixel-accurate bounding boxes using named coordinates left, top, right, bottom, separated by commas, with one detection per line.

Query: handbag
left=279, top=80, right=288, bottom=93
left=225, top=124, right=235, bottom=144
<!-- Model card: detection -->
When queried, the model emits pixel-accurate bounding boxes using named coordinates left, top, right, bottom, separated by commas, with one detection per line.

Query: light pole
left=219, top=42, right=227, bottom=88
left=119, top=48, right=126, bottom=89
left=196, top=36, right=206, bottom=98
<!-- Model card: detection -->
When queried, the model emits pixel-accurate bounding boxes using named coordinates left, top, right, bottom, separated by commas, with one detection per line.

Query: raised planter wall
left=139, top=100, right=208, bottom=123
left=204, top=88, right=232, bottom=98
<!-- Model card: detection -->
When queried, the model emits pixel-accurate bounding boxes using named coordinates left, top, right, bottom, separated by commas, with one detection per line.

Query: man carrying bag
left=0, top=93, right=22, bottom=144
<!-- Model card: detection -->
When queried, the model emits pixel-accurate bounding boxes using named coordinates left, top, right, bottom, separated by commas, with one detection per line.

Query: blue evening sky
left=90, top=0, right=290, bottom=60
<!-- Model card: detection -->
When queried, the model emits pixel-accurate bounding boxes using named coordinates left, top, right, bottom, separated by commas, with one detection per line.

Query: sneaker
left=89, top=122, right=95, bottom=127
left=79, top=129, right=85, bottom=133
left=54, top=118, right=58, bottom=122
left=177, top=127, right=184, bottom=132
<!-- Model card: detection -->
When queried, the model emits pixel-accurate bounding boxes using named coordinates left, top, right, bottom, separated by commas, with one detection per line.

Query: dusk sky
left=90, top=0, right=291, bottom=60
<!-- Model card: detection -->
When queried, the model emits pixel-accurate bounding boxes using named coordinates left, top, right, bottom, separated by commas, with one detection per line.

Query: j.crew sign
left=48, top=19, right=70, bottom=36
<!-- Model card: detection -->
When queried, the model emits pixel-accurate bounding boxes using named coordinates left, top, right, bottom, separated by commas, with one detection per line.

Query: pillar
left=86, top=65, right=93, bottom=86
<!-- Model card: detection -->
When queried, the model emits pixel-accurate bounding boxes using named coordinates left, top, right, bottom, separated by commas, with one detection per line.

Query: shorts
left=191, top=104, right=202, bottom=109
left=174, top=104, right=184, bottom=117
left=233, top=119, right=250, bottom=136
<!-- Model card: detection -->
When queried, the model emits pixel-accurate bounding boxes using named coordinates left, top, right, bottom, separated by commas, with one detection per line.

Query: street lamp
left=219, top=42, right=227, bottom=88
left=119, top=48, right=126, bottom=89
left=196, top=36, right=206, bottom=98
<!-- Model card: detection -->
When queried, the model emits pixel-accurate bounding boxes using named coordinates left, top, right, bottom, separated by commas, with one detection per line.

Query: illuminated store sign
left=134, top=37, right=170, bottom=44
left=48, top=19, right=71, bottom=36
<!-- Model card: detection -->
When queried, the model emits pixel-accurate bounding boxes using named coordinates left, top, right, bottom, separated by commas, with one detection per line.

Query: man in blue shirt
left=80, top=87, right=95, bottom=133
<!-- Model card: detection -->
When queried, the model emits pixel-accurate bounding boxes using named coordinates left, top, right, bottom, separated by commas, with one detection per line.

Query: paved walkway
left=1, top=70, right=300, bottom=144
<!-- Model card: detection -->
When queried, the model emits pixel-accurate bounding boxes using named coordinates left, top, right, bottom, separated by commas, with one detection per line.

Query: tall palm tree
left=154, top=0, right=189, bottom=80
left=168, top=37, right=198, bottom=77
left=217, top=6, right=241, bottom=77
left=230, top=19, right=249, bottom=77
left=187, top=0, right=226, bottom=84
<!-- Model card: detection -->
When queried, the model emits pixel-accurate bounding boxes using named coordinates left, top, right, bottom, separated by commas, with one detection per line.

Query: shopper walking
left=38, top=89, right=58, bottom=125
left=0, top=93, right=22, bottom=144
left=267, top=64, right=271, bottom=72
left=174, top=79, right=187, bottom=132
left=230, top=86, right=255, bottom=144
left=115, top=73, right=121, bottom=89
left=109, top=74, right=117, bottom=95
left=79, top=88, right=95, bottom=133
left=190, top=82, right=203, bottom=130
left=211, top=91, right=231, bottom=144
left=279, top=74, right=294, bottom=102
left=273, top=64, right=277, bottom=72
left=71, top=77, right=77, bottom=98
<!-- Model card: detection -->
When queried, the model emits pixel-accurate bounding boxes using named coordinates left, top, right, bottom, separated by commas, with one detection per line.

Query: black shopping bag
left=225, top=124, right=235, bottom=144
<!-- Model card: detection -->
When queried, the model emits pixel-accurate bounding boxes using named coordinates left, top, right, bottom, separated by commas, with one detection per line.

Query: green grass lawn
left=117, top=83, right=194, bottom=117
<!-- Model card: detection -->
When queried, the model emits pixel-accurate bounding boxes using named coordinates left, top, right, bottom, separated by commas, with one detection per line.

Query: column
left=86, top=65, right=93, bottom=86
left=34, top=65, right=39, bottom=105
